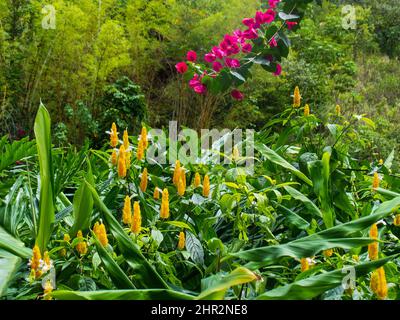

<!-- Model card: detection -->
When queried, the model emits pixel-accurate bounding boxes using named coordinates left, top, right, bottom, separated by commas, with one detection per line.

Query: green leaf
left=51, top=289, right=194, bottom=300
left=93, top=236, right=135, bottom=289
left=197, top=267, right=258, bottom=300
left=0, top=251, right=21, bottom=297
left=186, top=231, right=204, bottom=266
left=0, top=136, right=36, bottom=172
left=0, top=225, right=32, bottom=259
left=255, top=142, right=313, bottom=186
left=85, top=181, right=168, bottom=289
left=70, top=159, right=95, bottom=235
left=284, top=186, right=322, bottom=218
left=34, top=103, right=55, bottom=253
left=276, top=204, right=310, bottom=230
left=257, top=255, right=398, bottom=300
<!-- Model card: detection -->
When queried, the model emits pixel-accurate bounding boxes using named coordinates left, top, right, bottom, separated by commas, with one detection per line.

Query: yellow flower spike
left=137, top=138, right=145, bottom=161
left=118, top=145, right=127, bottom=178
left=63, top=233, right=71, bottom=243
left=153, top=187, right=160, bottom=200
left=232, top=146, right=239, bottom=161
left=43, top=251, right=51, bottom=267
left=141, top=126, right=148, bottom=149
left=202, top=174, right=210, bottom=197
left=140, top=168, right=148, bottom=192
left=376, top=266, right=388, bottom=300
left=372, top=172, right=380, bottom=190
left=370, top=270, right=379, bottom=294
left=125, top=151, right=131, bottom=170
left=177, top=176, right=185, bottom=196
left=194, top=172, right=201, bottom=188
left=394, top=214, right=400, bottom=226
left=293, top=86, right=301, bottom=108
left=76, top=230, right=88, bottom=256
left=173, top=160, right=181, bottom=186
left=110, top=123, right=118, bottom=148
left=43, top=279, right=53, bottom=300
left=179, top=167, right=186, bottom=189
left=111, top=150, right=117, bottom=166
left=368, top=223, right=379, bottom=261
left=304, top=104, right=310, bottom=117
left=160, top=188, right=170, bottom=219
left=131, top=201, right=142, bottom=235
left=378, top=159, right=384, bottom=166
left=123, top=129, right=129, bottom=150
left=323, top=249, right=333, bottom=258
left=335, top=104, right=341, bottom=116
left=30, top=245, right=42, bottom=277
left=122, top=196, right=132, bottom=225
left=300, top=258, right=309, bottom=272
left=178, top=231, right=186, bottom=250
left=96, top=222, right=109, bottom=247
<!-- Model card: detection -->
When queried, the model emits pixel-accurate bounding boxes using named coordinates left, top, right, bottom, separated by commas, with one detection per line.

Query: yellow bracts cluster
left=137, top=126, right=148, bottom=161
left=160, top=188, right=170, bottom=219
left=202, top=175, right=210, bottom=197
left=118, top=145, right=127, bottom=178
left=368, top=223, right=379, bottom=261
left=194, top=172, right=201, bottom=188
left=178, top=231, right=186, bottom=250
left=43, top=279, right=53, bottom=300
left=131, top=201, right=142, bottom=235
left=335, top=104, right=341, bottom=116
left=122, top=196, right=132, bottom=225
left=323, top=249, right=333, bottom=258
left=110, top=123, right=118, bottom=148
left=378, top=159, right=384, bottom=166
left=300, top=258, right=309, bottom=272
left=394, top=214, right=400, bottom=227
left=94, top=222, right=109, bottom=247
left=304, top=104, right=310, bottom=117
left=30, top=245, right=42, bottom=278
left=370, top=267, right=388, bottom=299
left=177, top=167, right=186, bottom=196
left=123, top=129, right=129, bottom=150
left=60, top=233, right=70, bottom=257
left=76, top=230, right=88, bottom=255
left=293, top=86, right=301, bottom=107
left=140, top=168, right=148, bottom=192
left=372, top=172, right=380, bottom=190
left=153, top=187, right=160, bottom=200
left=173, top=160, right=181, bottom=186
left=111, top=150, right=117, bottom=166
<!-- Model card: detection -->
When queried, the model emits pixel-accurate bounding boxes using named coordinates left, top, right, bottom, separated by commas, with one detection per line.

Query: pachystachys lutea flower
left=122, top=196, right=132, bottom=225
left=293, top=86, right=301, bottom=107
left=29, top=245, right=42, bottom=278
left=304, top=104, right=310, bottom=117
left=160, top=188, right=170, bottom=219
left=300, top=258, right=309, bottom=272
left=76, top=230, right=88, bottom=255
left=131, top=201, right=142, bottom=235
left=118, top=145, right=127, bottom=178
left=43, top=279, right=53, bottom=300
left=173, top=160, right=181, bottom=186
left=153, top=187, right=160, bottom=200
left=323, top=249, right=333, bottom=258
left=368, top=223, right=379, bottom=261
left=370, top=267, right=388, bottom=300
left=94, top=221, right=108, bottom=247
left=378, top=159, right=384, bottom=166
left=137, top=138, right=145, bottom=161
left=140, top=168, right=148, bottom=192
left=394, top=213, right=400, bottom=226
left=123, top=129, right=129, bottom=150
left=178, top=231, right=185, bottom=250
left=372, top=172, right=380, bottom=190
left=194, top=172, right=201, bottom=188
left=141, top=126, right=148, bottom=149
left=110, top=122, right=118, bottom=148
left=60, top=233, right=70, bottom=257
left=111, top=150, right=117, bottom=166
left=202, top=174, right=210, bottom=197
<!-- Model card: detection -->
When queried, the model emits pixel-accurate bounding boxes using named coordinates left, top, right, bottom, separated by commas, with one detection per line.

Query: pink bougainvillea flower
left=212, top=46, right=225, bottom=59
left=204, top=53, right=216, bottom=63
left=187, top=50, right=197, bottom=62
left=212, top=61, right=223, bottom=72
left=242, top=28, right=258, bottom=40
left=220, top=35, right=240, bottom=56
left=255, top=11, right=265, bottom=25
left=242, top=42, right=253, bottom=53
left=263, top=9, right=276, bottom=24
left=286, top=21, right=298, bottom=30
left=193, top=84, right=207, bottom=94
left=269, top=36, right=278, bottom=48
left=225, top=58, right=241, bottom=69
left=273, top=64, right=282, bottom=76
left=176, top=62, right=188, bottom=74
left=269, top=0, right=280, bottom=8
left=242, top=18, right=256, bottom=28
left=231, top=89, right=244, bottom=101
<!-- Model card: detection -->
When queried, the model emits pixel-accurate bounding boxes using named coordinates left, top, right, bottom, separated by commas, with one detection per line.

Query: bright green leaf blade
left=0, top=251, right=21, bottom=297
left=34, top=103, right=55, bottom=253
left=284, top=186, right=322, bottom=218
left=0, top=226, right=32, bottom=259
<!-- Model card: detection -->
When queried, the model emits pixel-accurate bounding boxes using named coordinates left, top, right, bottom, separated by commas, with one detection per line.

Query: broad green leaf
left=0, top=136, right=36, bottom=172
left=34, top=103, right=55, bottom=253
left=0, top=251, right=21, bottom=297
left=51, top=289, right=194, bottom=300
left=70, top=159, right=95, bottom=235
left=257, top=255, right=398, bottom=300
left=284, top=186, right=322, bottom=218
left=93, top=236, right=135, bottom=289
left=0, top=226, right=31, bottom=259
left=165, top=221, right=194, bottom=233
left=85, top=181, right=168, bottom=289
left=276, top=204, right=310, bottom=230
left=197, top=267, right=258, bottom=300
left=255, top=142, right=313, bottom=186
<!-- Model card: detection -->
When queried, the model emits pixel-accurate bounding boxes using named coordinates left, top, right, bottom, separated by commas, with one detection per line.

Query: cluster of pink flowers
left=176, top=0, right=298, bottom=101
